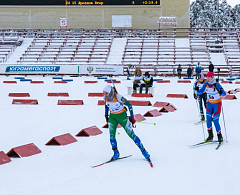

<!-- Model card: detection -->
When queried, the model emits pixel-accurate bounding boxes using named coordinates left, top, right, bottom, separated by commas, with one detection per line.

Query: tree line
left=190, top=0, right=240, bottom=28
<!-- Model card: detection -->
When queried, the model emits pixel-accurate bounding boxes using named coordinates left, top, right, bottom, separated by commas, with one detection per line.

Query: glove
left=105, top=115, right=109, bottom=123
left=129, top=117, right=136, bottom=124
left=219, top=90, right=222, bottom=95
left=193, top=93, right=197, bottom=99
left=195, top=86, right=199, bottom=91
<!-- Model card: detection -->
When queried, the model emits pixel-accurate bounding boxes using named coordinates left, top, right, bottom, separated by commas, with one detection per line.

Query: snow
left=0, top=74, right=240, bottom=195
left=210, top=53, right=227, bottom=65
left=107, top=38, right=127, bottom=64
left=175, top=38, right=190, bottom=47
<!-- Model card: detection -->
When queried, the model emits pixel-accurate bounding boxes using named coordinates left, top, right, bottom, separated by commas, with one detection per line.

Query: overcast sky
left=190, top=0, right=239, bottom=7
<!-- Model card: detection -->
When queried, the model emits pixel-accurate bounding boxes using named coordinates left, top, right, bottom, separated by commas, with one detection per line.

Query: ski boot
left=111, top=148, right=120, bottom=160
left=141, top=148, right=150, bottom=160
left=217, top=133, right=223, bottom=143
left=206, top=130, right=213, bottom=142
left=201, top=114, right=205, bottom=121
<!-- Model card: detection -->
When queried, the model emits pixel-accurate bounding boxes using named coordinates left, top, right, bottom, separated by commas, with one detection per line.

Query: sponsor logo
left=87, top=66, right=94, bottom=73
left=5, top=66, right=60, bottom=72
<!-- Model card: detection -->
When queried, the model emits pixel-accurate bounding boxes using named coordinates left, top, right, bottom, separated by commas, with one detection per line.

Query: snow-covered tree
left=190, top=0, right=240, bottom=28
left=231, top=4, right=240, bottom=27
left=219, top=0, right=235, bottom=27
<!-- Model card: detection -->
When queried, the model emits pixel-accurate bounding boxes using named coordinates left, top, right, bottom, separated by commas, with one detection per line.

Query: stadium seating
left=0, top=28, right=239, bottom=77
left=0, top=45, right=16, bottom=63
left=17, top=32, right=114, bottom=64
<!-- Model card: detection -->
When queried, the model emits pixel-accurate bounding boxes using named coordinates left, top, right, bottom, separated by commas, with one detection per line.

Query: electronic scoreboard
left=0, top=0, right=160, bottom=6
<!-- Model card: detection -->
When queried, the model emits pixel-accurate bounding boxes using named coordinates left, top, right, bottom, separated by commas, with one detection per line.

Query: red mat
left=128, top=100, right=152, bottom=106
left=131, top=93, right=153, bottom=97
left=167, top=94, right=188, bottom=98
left=157, top=80, right=170, bottom=83
left=12, top=99, right=38, bottom=105
left=144, top=109, right=162, bottom=117
left=9, top=93, right=30, bottom=97
left=3, top=81, right=17, bottom=84
left=84, top=81, right=98, bottom=84
left=76, top=126, right=103, bottom=137
left=57, top=100, right=83, bottom=105
left=88, top=93, right=104, bottom=97
left=177, top=80, right=191, bottom=83
left=0, top=151, right=11, bottom=165
left=46, top=133, right=77, bottom=146
left=7, top=143, right=41, bottom=158
left=48, top=93, right=69, bottom=97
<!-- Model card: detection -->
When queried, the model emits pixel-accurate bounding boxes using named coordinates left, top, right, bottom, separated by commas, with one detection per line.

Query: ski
left=194, top=120, right=206, bottom=125
left=147, top=158, right=153, bottom=168
left=215, top=142, right=223, bottom=150
left=189, top=140, right=218, bottom=148
left=91, top=155, right=132, bottom=168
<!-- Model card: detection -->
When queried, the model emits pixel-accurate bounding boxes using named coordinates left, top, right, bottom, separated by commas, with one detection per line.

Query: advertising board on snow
left=2, top=65, right=124, bottom=75
left=78, top=65, right=124, bottom=75
left=5, top=66, right=60, bottom=72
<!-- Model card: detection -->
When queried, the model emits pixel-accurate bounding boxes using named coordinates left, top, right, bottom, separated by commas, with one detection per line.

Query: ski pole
left=195, top=96, right=205, bottom=140
left=137, top=121, right=156, bottom=125
left=109, top=74, right=118, bottom=93
left=221, top=102, right=228, bottom=142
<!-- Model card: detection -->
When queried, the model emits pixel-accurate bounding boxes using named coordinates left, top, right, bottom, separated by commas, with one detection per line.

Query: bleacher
left=18, top=33, right=114, bottom=64
left=189, top=38, right=211, bottom=65
left=0, top=28, right=239, bottom=77
left=0, top=45, right=16, bottom=63
left=122, top=33, right=210, bottom=68
left=0, top=32, right=23, bottom=46
left=0, top=32, right=20, bottom=63
left=222, top=31, right=240, bottom=67
left=122, top=31, right=177, bottom=66
left=122, top=37, right=176, bottom=65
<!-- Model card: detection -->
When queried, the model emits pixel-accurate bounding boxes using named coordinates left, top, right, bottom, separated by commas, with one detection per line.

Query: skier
left=196, top=72, right=226, bottom=143
left=139, top=71, right=153, bottom=94
left=193, top=73, right=207, bottom=121
left=103, top=84, right=151, bottom=162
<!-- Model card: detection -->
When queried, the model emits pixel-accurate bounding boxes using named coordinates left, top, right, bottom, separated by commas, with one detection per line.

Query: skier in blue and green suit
left=103, top=84, right=151, bottom=161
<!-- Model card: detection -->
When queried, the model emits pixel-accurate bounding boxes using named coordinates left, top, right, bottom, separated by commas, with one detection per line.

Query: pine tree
left=231, top=4, right=240, bottom=27
left=190, top=0, right=240, bottom=28
left=219, top=0, right=235, bottom=27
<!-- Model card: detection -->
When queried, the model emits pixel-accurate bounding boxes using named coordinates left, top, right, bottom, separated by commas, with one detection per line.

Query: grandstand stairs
left=175, top=38, right=189, bottom=47
left=6, top=38, right=33, bottom=64
left=210, top=53, right=227, bottom=65
left=106, top=38, right=127, bottom=64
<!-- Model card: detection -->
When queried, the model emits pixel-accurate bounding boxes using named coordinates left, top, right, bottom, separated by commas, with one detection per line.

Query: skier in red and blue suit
left=196, top=72, right=226, bottom=143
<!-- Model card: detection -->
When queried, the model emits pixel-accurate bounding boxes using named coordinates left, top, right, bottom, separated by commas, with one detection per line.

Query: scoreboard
left=0, top=0, right=160, bottom=6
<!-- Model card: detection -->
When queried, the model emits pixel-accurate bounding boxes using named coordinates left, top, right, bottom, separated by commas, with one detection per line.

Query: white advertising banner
left=2, top=65, right=77, bottom=74
left=1, top=65, right=124, bottom=75
left=78, top=65, right=124, bottom=75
